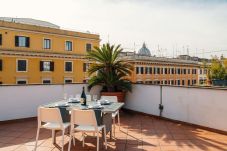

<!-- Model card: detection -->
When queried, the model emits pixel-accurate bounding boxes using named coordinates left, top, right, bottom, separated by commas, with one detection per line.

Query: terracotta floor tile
left=160, top=145, right=179, bottom=151
left=0, top=112, right=226, bottom=151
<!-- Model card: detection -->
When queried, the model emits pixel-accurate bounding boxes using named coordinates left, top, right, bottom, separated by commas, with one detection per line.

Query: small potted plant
left=87, top=43, right=133, bottom=102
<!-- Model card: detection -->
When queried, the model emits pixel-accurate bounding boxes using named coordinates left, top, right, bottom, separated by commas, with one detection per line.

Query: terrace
left=0, top=84, right=227, bottom=151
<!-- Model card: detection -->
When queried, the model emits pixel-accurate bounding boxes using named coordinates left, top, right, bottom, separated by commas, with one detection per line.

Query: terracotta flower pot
left=100, top=92, right=125, bottom=102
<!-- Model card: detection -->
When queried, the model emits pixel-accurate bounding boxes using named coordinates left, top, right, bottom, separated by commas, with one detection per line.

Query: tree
left=209, top=56, right=226, bottom=80
left=87, top=43, right=133, bottom=92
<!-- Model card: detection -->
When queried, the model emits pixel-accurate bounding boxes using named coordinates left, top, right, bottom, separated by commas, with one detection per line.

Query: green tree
left=87, top=43, right=133, bottom=92
left=209, top=56, right=226, bottom=80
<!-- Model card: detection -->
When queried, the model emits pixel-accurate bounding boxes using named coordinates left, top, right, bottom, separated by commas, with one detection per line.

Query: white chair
left=34, top=107, right=70, bottom=151
left=68, top=109, right=107, bottom=151
left=100, top=96, right=120, bottom=136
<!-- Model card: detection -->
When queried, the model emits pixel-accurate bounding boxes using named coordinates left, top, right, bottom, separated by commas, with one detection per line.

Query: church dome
left=138, top=43, right=151, bottom=56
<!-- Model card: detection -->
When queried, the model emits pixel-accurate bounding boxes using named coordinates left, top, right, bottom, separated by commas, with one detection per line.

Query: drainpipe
left=159, top=85, right=164, bottom=117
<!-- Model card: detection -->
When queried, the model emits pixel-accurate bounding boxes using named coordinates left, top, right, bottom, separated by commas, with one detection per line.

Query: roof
left=0, top=17, right=60, bottom=29
left=138, top=43, right=151, bottom=56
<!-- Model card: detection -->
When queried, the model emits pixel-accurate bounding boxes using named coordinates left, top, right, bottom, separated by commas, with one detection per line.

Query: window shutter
left=0, top=60, right=2, bottom=71
left=0, top=34, right=2, bottom=45
left=15, top=36, right=19, bottom=47
left=40, top=61, right=43, bottom=71
left=50, top=62, right=54, bottom=71
left=26, top=37, right=30, bottom=47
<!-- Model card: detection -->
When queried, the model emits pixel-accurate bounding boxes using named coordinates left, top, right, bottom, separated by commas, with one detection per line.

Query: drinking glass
left=93, top=95, right=98, bottom=102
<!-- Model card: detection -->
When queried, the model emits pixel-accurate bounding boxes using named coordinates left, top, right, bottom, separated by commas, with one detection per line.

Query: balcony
left=0, top=84, right=227, bottom=151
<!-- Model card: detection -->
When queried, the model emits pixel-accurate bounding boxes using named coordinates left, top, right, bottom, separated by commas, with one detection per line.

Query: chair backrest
left=100, top=96, right=118, bottom=103
left=71, top=109, right=97, bottom=127
left=38, top=107, right=63, bottom=127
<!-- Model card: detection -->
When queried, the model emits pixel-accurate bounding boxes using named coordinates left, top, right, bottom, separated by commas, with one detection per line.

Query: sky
left=0, top=0, right=227, bottom=58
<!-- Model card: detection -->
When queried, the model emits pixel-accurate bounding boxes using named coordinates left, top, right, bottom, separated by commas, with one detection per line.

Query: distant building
left=121, top=43, right=199, bottom=86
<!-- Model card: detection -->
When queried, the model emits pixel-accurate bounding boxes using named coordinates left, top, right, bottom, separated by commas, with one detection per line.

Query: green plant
left=87, top=43, right=133, bottom=92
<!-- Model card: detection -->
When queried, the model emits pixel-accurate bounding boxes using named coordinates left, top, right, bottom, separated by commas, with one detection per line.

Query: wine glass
left=93, top=95, right=98, bottom=102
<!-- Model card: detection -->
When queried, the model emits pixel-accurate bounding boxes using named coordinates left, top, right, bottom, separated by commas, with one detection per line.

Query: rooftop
left=0, top=111, right=227, bottom=151
left=0, top=17, right=60, bottom=29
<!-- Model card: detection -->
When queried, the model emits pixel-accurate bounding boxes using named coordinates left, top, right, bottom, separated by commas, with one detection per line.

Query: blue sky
left=0, top=0, right=227, bottom=58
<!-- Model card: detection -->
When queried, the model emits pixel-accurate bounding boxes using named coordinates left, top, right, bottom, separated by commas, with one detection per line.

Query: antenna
left=107, top=34, right=109, bottom=43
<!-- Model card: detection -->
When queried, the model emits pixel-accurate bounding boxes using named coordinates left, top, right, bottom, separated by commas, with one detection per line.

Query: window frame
left=42, top=78, right=52, bottom=84
left=43, top=38, right=51, bottom=49
left=16, top=79, right=28, bottom=85
left=64, top=61, right=73, bottom=72
left=86, top=43, right=92, bottom=52
left=65, top=40, right=73, bottom=51
left=64, top=78, right=73, bottom=84
left=15, top=36, right=30, bottom=47
left=16, top=59, right=28, bottom=72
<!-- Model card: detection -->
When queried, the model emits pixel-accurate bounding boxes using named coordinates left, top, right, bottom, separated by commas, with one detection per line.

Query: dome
left=138, top=43, right=151, bottom=56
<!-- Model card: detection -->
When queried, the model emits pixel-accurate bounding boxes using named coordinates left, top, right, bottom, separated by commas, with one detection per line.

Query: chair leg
left=103, top=127, right=107, bottom=150
left=68, top=130, right=72, bottom=151
left=96, top=131, right=99, bottom=151
left=82, top=132, right=85, bottom=147
left=62, top=129, right=65, bottom=151
left=52, top=130, right=55, bottom=144
left=118, top=112, right=120, bottom=130
left=73, top=133, right=75, bottom=146
left=113, top=118, right=116, bottom=137
left=34, top=127, right=40, bottom=151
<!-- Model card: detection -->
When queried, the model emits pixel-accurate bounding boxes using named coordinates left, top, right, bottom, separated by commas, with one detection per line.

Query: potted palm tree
left=87, top=43, right=133, bottom=102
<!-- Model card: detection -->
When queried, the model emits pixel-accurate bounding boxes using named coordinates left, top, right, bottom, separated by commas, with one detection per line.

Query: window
left=0, top=34, right=2, bottom=45
left=15, top=36, right=30, bottom=47
left=183, top=69, right=186, bottom=74
left=161, top=68, right=163, bottom=74
left=204, top=69, right=207, bottom=74
left=171, top=80, right=174, bottom=85
left=0, top=59, right=2, bottom=71
left=157, top=68, right=160, bottom=74
left=65, top=78, right=73, bottom=84
left=17, top=60, right=27, bottom=72
left=154, top=67, right=158, bottom=74
left=192, top=69, right=197, bottom=74
left=177, top=68, right=181, bottom=74
left=43, top=39, right=51, bottom=49
left=171, top=68, right=174, bottom=74
left=17, top=79, right=27, bottom=85
left=0, top=82, right=2, bottom=84
left=188, top=69, right=190, bottom=74
left=42, top=79, right=51, bottom=84
left=200, top=69, right=202, bottom=74
left=149, top=67, right=152, bottom=74
left=140, top=67, right=144, bottom=74
left=145, top=67, right=148, bottom=74
left=165, top=80, right=168, bottom=85
left=165, top=68, right=168, bottom=74
left=188, top=80, right=190, bottom=86
left=83, top=63, right=89, bottom=72
left=40, top=61, right=54, bottom=71
left=182, top=80, right=185, bottom=85
left=65, top=41, right=72, bottom=51
left=86, top=43, right=92, bottom=52
left=65, top=61, right=73, bottom=72
left=136, top=67, right=139, bottom=74
left=177, top=80, right=180, bottom=85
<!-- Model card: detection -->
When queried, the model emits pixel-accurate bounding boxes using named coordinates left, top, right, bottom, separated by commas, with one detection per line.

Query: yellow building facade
left=0, top=18, right=99, bottom=85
